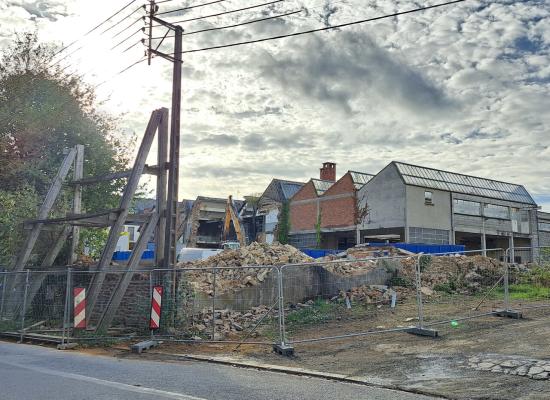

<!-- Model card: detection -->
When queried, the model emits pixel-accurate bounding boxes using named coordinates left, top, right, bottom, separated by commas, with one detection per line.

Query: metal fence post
left=211, top=264, right=217, bottom=340
left=504, top=248, right=510, bottom=311
left=61, top=268, right=72, bottom=346
left=273, top=265, right=293, bottom=356
left=19, top=270, right=30, bottom=343
left=406, top=256, right=438, bottom=337
left=415, top=256, right=424, bottom=328
left=150, top=270, right=154, bottom=340
left=0, top=273, right=6, bottom=320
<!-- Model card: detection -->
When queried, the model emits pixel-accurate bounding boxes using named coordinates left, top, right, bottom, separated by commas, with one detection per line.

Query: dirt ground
left=106, top=298, right=550, bottom=400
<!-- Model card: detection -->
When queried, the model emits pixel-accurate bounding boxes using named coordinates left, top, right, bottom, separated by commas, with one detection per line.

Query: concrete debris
left=190, top=305, right=272, bottom=337
left=177, top=242, right=313, bottom=294
left=467, top=355, right=550, bottom=381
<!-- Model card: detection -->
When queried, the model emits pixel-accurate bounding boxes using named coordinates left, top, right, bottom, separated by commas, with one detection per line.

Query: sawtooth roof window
left=349, top=171, right=375, bottom=189
left=311, top=179, right=333, bottom=196
left=483, top=204, right=510, bottom=219
left=394, top=162, right=536, bottom=205
left=454, top=199, right=481, bottom=216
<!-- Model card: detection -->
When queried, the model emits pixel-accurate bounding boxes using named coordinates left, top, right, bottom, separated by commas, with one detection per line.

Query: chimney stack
left=320, top=162, right=336, bottom=181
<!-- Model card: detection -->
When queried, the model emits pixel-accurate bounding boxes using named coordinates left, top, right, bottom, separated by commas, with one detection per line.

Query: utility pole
left=146, top=2, right=183, bottom=269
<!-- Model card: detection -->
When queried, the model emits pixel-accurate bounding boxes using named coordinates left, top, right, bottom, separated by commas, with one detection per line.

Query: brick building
left=288, top=162, right=374, bottom=250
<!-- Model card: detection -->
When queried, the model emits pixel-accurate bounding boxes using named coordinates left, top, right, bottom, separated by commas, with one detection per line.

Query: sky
left=0, top=0, right=549, bottom=210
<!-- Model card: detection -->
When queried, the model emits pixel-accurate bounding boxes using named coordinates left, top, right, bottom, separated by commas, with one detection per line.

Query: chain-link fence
left=0, top=247, right=548, bottom=350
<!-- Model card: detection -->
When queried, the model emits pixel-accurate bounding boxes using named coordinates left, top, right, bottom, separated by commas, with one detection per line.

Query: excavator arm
left=223, top=195, right=245, bottom=246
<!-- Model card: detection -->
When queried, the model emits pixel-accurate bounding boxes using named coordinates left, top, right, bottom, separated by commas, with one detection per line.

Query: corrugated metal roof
left=311, top=179, right=333, bottom=195
left=394, top=162, right=536, bottom=205
left=349, top=171, right=375, bottom=189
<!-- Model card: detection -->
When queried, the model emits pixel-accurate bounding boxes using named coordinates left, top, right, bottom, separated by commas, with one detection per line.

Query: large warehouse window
left=540, top=222, right=550, bottom=232
left=453, top=199, right=481, bottom=216
left=483, top=204, right=509, bottom=219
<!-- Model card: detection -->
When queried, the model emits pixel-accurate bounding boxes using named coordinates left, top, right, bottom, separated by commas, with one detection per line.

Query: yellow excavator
left=222, top=195, right=245, bottom=250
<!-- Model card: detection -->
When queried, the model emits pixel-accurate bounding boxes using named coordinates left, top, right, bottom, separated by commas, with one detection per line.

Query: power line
left=112, top=15, right=146, bottom=39
left=150, top=9, right=301, bottom=40
left=157, top=0, right=228, bottom=16
left=164, top=0, right=284, bottom=24
left=101, top=5, right=144, bottom=35
left=52, top=0, right=140, bottom=57
left=111, top=27, right=145, bottom=50
left=179, top=0, right=466, bottom=54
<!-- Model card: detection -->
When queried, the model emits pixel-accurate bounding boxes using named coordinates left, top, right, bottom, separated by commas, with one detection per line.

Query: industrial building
left=288, top=162, right=374, bottom=250
left=356, top=161, right=540, bottom=257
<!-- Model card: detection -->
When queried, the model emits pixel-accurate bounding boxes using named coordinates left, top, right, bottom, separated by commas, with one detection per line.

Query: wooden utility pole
left=147, top=4, right=184, bottom=269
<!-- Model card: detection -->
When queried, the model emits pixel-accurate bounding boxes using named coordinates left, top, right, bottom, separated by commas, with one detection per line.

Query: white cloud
left=0, top=0, right=549, bottom=210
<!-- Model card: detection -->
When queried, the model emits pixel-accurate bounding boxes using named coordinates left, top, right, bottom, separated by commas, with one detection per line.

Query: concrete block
left=131, top=340, right=160, bottom=354
left=494, top=309, right=523, bottom=319
left=273, top=343, right=294, bottom=357
left=405, top=327, right=439, bottom=337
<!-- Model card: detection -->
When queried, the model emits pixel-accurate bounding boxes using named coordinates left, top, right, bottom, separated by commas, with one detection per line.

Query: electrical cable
left=157, top=0, right=228, bottom=16
left=178, top=0, right=465, bottom=54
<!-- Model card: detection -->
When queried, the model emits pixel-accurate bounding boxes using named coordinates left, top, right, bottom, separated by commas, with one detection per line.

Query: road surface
left=0, top=341, right=437, bottom=400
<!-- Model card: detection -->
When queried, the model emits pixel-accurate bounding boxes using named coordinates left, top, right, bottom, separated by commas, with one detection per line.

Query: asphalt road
left=0, top=341, right=437, bottom=400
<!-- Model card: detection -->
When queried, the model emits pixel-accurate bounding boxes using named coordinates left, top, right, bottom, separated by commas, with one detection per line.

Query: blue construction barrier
left=358, top=243, right=465, bottom=255
left=112, top=250, right=155, bottom=261
left=302, top=243, right=465, bottom=258
left=301, top=249, right=341, bottom=259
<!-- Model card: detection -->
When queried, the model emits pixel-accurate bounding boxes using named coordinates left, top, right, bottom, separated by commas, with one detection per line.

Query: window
left=424, top=191, right=433, bottom=205
left=483, top=204, right=509, bottom=219
left=540, top=222, right=550, bottom=232
left=453, top=199, right=481, bottom=216
left=127, top=226, right=136, bottom=242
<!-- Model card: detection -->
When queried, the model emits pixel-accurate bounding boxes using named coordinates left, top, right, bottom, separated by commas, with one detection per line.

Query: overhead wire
left=162, top=0, right=284, bottom=24
left=150, top=9, right=301, bottom=39
left=52, top=0, right=140, bottom=57
left=157, top=0, right=229, bottom=16
left=177, top=0, right=466, bottom=54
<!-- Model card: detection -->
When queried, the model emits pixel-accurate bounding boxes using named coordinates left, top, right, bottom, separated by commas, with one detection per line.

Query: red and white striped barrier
left=73, top=287, right=86, bottom=329
left=150, top=286, right=163, bottom=330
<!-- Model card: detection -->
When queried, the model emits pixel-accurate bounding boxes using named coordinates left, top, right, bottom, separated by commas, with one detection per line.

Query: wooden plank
left=156, top=108, right=169, bottom=267
left=95, top=212, right=160, bottom=332
left=68, top=165, right=160, bottom=186
left=21, top=225, right=73, bottom=316
left=86, top=109, right=162, bottom=323
left=70, top=145, right=84, bottom=264
left=12, top=148, right=77, bottom=272
left=25, top=209, right=121, bottom=226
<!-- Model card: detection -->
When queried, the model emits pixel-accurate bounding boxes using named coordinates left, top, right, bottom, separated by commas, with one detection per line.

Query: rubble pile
left=189, top=305, right=272, bottom=339
left=398, top=255, right=506, bottom=294
left=177, top=242, right=313, bottom=294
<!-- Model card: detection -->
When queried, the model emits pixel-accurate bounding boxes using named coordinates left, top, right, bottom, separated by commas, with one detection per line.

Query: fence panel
left=152, top=266, right=280, bottom=344
left=504, top=246, right=550, bottom=313
left=415, top=250, right=507, bottom=334
left=280, top=256, right=416, bottom=344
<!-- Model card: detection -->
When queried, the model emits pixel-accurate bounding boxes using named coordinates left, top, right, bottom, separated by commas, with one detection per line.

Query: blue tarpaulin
left=112, top=250, right=155, bottom=261
left=301, top=243, right=465, bottom=258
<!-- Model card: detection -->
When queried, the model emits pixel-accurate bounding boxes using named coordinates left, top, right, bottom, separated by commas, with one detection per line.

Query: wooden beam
left=68, top=165, right=161, bottom=186
left=95, top=212, right=160, bottom=332
left=69, top=145, right=84, bottom=264
left=86, top=109, right=163, bottom=323
left=24, top=209, right=121, bottom=226
left=12, top=147, right=77, bottom=273
left=156, top=109, right=169, bottom=267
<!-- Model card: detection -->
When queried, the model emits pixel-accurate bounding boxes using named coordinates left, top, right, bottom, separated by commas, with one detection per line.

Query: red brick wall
left=292, top=181, right=318, bottom=201
left=290, top=181, right=318, bottom=232
left=290, top=174, right=358, bottom=233
left=320, top=173, right=357, bottom=228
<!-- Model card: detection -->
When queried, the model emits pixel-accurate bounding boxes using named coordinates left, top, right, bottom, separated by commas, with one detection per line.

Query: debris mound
left=177, top=242, right=313, bottom=294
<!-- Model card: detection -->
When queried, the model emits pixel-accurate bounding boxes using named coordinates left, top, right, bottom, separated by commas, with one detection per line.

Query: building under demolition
left=356, top=161, right=540, bottom=257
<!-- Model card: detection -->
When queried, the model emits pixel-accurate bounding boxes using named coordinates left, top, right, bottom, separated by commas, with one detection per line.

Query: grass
left=504, top=284, right=550, bottom=300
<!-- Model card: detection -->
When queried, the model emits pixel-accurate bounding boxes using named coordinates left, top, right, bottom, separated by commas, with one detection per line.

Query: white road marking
left=0, top=359, right=208, bottom=400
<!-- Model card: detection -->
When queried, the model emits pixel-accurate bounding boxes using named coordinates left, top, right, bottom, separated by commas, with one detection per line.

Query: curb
left=147, top=351, right=449, bottom=399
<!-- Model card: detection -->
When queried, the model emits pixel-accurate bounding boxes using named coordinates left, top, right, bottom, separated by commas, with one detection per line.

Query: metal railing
left=0, top=246, right=548, bottom=350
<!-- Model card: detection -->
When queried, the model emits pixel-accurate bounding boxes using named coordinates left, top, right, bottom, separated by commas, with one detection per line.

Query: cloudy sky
left=1, top=0, right=549, bottom=210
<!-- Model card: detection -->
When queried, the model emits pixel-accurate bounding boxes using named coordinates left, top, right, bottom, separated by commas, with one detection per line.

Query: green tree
left=0, top=32, right=133, bottom=266
left=277, top=201, right=290, bottom=245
